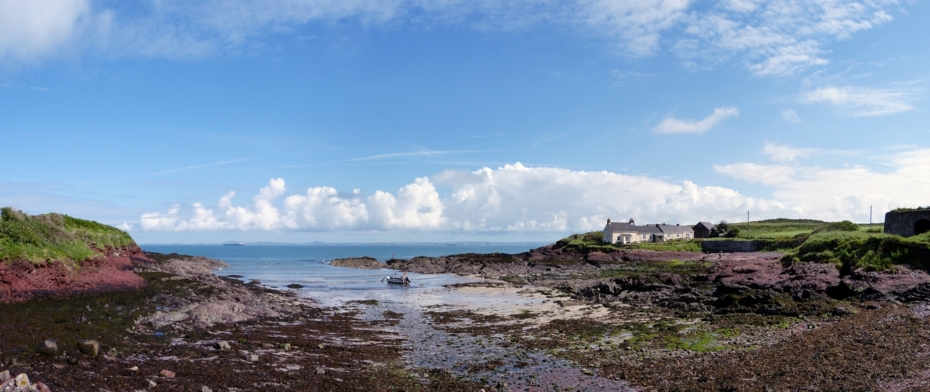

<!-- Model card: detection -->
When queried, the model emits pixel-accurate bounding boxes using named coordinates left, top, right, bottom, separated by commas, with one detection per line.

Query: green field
left=720, top=218, right=883, bottom=239
left=0, top=207, right=134, bottom=265
left=557, top=218, right=930, bottom=274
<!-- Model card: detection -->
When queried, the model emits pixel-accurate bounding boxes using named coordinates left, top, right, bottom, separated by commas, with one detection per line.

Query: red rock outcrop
left=0, top=245, right=152, bottom=303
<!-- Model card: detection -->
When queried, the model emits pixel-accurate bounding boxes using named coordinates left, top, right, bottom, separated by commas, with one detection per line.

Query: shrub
left=821, top=220, right=860, bottom=232
left=724, top=227, right=741, bottom=238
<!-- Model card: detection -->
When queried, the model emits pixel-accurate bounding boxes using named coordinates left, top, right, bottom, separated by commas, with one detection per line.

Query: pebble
left=248, top=355, right=259, bottom=362
left=128, top=366, right=139, bottom=371
left=201, top=386, right=213, bottom=392
left=160, top=369, right=176, bottom=379
left=80, top=340, right=100, bottom=357
left=147, top=379, right=157, bottom=387
left=216, top=341, right=231, bottom=350
left=279, top=343, right=291, bottom=350
left=42, top=339, right=58, bottom=355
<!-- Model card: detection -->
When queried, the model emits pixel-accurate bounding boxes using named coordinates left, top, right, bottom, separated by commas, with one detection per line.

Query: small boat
left=381, top=274, right=411, bottom=285
left=223, top=241, right=244, bottom=246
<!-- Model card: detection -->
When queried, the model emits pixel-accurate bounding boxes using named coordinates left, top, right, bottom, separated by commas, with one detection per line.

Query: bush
left=821, top=220, right=860, bottom=232
left=724, top=227, right=741, bottom=238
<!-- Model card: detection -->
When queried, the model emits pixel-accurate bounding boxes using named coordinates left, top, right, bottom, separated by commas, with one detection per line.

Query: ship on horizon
left=223, top=241, right=245, bottom=246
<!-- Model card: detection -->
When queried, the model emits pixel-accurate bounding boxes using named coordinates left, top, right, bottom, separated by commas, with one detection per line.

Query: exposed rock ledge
left=0, top=245, right=151, bottom=303
left=329, top=256, right=382, bottom=269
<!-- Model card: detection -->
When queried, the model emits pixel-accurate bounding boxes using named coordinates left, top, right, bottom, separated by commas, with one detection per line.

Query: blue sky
left=1, top=0, right=928, bottom=244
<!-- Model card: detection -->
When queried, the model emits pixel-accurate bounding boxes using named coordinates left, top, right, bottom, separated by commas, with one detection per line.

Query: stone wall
left=884, top=209, right=930, bottom=237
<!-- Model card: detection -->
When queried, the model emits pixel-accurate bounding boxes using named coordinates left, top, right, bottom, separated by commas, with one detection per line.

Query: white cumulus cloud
left=139, top=163, right=798, bottom=234
left=652, top=106, right=739, bottom=134
left=717, top=146, right=930, bottom=222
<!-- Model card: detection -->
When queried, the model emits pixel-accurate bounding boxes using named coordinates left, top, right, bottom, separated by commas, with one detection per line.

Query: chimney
left=629, top=218, right=635, bottom=225
left=607, top=218, right=611, bottom=225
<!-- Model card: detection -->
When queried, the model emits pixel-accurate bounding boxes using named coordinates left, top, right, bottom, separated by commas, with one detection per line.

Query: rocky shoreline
left=3, top=242, right=930, bottom=390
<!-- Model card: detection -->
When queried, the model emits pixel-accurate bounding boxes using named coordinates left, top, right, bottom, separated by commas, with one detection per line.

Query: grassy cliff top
left=0, top=207, right=135, bottom=264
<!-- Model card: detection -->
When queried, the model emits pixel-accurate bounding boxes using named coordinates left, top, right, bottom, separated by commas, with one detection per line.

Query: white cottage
left=602, top=218, right=694, bottom=244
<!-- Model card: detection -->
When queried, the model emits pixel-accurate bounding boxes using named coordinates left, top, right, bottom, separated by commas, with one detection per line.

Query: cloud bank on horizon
left=0, top=0, right=900, bottom=76
left=137, top=144, right=930, bottom=234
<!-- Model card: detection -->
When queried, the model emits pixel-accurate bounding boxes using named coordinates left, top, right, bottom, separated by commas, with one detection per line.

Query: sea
left=140, top=243, right=547, bottom=307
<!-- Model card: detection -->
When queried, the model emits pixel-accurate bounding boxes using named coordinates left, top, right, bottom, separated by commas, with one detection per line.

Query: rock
left=279, top=343, right=291, bottom=350
left=315, top=367, right=325, bottom=375
left=248, top=355, right=259, bottom=362
left=201, top=386, right=213, bottom=392
left=36, top=382, right=50, bottom=392
left=41, top=339, right=58, bottom=355
left=318, top=344, right=325, bottom=349
left=215, top=341, right=231, bottom=350
left=147, top=379, right=157, bottom=387
left=0, top=371, right=9, bottom=382
left=128, top=366, right=139, bottom=371
left=106, top=348, right=118, bottom=358
left=833, top=305, right=855, bottom=316
left=160, top=369, right=176, bottom=379
left=14, top=373, right=29, bottom=388
left=261, top=343, right=274, bottom=349
left=80, top=340, right=100, bottom=357
left=329, top=256, right=382, bottom=269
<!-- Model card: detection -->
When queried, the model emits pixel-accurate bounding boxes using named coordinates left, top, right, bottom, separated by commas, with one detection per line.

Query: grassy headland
left=0, top=207, right=134, bottom=265
left=555, top=218, right=930, bottom=274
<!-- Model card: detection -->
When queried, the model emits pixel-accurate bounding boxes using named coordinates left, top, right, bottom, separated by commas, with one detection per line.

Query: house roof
left=605, top=222, right=692, bottom=235
left=694, top=221, right=715, bottom=230
left=659, top=225, right=694, bottom=234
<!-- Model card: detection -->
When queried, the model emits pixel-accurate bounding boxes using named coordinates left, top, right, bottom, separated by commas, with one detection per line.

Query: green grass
left=0, top=207, right=134, bottom=265
left=553, top=231, right=701, bottom=253
left=782, top=231, right=930, bottom=273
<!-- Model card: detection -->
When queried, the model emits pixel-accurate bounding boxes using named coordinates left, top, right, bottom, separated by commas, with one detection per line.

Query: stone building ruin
left=884, top=208, right=930, bottom=237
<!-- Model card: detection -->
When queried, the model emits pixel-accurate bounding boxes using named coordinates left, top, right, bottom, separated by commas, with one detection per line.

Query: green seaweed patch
left=662, top=328, right=740, bottom=353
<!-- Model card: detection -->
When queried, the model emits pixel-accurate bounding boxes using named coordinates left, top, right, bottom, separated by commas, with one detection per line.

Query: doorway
left=915, top=219, right=930, bottom=235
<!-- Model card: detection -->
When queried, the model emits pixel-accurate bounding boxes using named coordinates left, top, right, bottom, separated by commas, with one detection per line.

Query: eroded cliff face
left=0, top=245, right=152, bottom=303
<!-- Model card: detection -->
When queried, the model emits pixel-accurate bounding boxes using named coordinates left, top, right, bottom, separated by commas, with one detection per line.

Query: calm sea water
left=140, top=243, right=546, bottom=306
